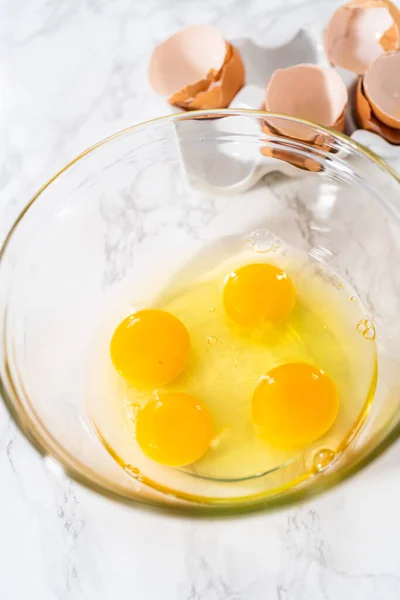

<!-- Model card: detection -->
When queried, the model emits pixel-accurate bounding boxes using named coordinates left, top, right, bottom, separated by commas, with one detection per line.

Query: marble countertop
left=1, top=0, right=400, bottom=598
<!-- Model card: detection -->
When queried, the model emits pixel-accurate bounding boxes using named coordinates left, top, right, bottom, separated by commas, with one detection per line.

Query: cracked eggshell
left=148, top=25, right=244, bottom=110
left=325, top=0, right=400, bottom=75
left=363, top=51, right=400, bottom=129
left=264, top=64, right=348, bottom=141
left=174, top=44, right=245, bottom=110
left=168, top=77, right=213, bottom=107
left=261, top=119, right=334, bottom=172
left=354, top=76, right=400, bottom=143
left=148, top=25, right=227, bottom=97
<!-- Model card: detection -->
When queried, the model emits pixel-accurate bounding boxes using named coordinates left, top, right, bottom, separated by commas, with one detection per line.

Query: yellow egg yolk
left=252, top=362, right=339, bottom=447
left=110, top=309, right=190, bottom=387
left=136, top=392, right=214, bottom=466
left=223, top=263, right=296, bottom=328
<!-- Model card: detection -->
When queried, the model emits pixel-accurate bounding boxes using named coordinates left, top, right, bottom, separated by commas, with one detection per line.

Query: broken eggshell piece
left=355, top=76, right=400, bottom=144
left=173, top=44, right=245, bottom=110
left=148, top=25, right=245, bottom=110
left=363, top=51, right=400, bottom=129
left=325, top=0, right=400, bottom=75
left=264, top=64, right=348, bottom=141
left=261, top=64, right=347, bottom=172
left=149, top=25, right=226, bottom=96
left=261, top=120, right=332, bottom=172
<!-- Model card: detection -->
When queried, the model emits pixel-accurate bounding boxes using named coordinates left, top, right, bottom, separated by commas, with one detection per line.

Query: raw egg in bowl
left=0, top=110, right=399, bottom=515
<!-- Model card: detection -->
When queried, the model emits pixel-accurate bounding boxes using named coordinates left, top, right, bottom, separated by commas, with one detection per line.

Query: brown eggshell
left=148, top=25, right=227, bottom=97
left=171, top=44, right=245, bottom=110
left=261, top=116, right=342, bottom=172
left=382, top=0, right=400, bottom=50
left=149, top=25, right=245, bottom=110
left=168, top=75, right=215, bottom=107
left=325, top=0, right=400, bottom=74
left=354, top=76, right=400, bottom=144
left=264, top=64, right=348, bottom=142
left=363, top=51, right=400, bottom=129
left=261, top=122, right=322, bottom=172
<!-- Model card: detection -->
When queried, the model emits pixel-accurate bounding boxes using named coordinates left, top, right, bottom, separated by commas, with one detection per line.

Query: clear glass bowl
left=1, top=109, right=400, bottom=515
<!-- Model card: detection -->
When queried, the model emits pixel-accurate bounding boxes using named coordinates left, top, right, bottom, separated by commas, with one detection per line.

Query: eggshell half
left=363, top=51, right=400, bottom=129
left=325, top=0, right=400, bottom=74
left=264, top=64, right=348, bottom=141
left=149, top=25, right=227, bottom=97
left=173, top=43, right=245, bottom=110
left=354, top=76, right=400, bottom=144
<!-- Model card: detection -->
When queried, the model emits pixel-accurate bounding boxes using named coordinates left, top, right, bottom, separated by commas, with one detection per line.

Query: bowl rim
left=1, top=108, right=399, bottom=517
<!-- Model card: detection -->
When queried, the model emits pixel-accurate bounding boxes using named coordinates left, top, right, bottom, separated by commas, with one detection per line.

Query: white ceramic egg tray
left=169, top=26, right=400, bottom=195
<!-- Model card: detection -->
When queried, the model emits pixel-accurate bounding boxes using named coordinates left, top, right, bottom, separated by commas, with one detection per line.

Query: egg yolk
left=223, top=263, right=296, bottom=328
left=110, top=309, right=190, bottom=387
left=252, top=362, right=339, bottom=447
left=136, top=392, right=214, bottom=467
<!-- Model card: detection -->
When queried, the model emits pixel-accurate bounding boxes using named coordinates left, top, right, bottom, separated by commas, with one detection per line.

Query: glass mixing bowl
left=1, top=110, right=400, bottom=515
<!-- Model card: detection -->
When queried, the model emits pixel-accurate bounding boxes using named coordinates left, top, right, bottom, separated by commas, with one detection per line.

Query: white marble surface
left=1, top=0, right=400, bottom=598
